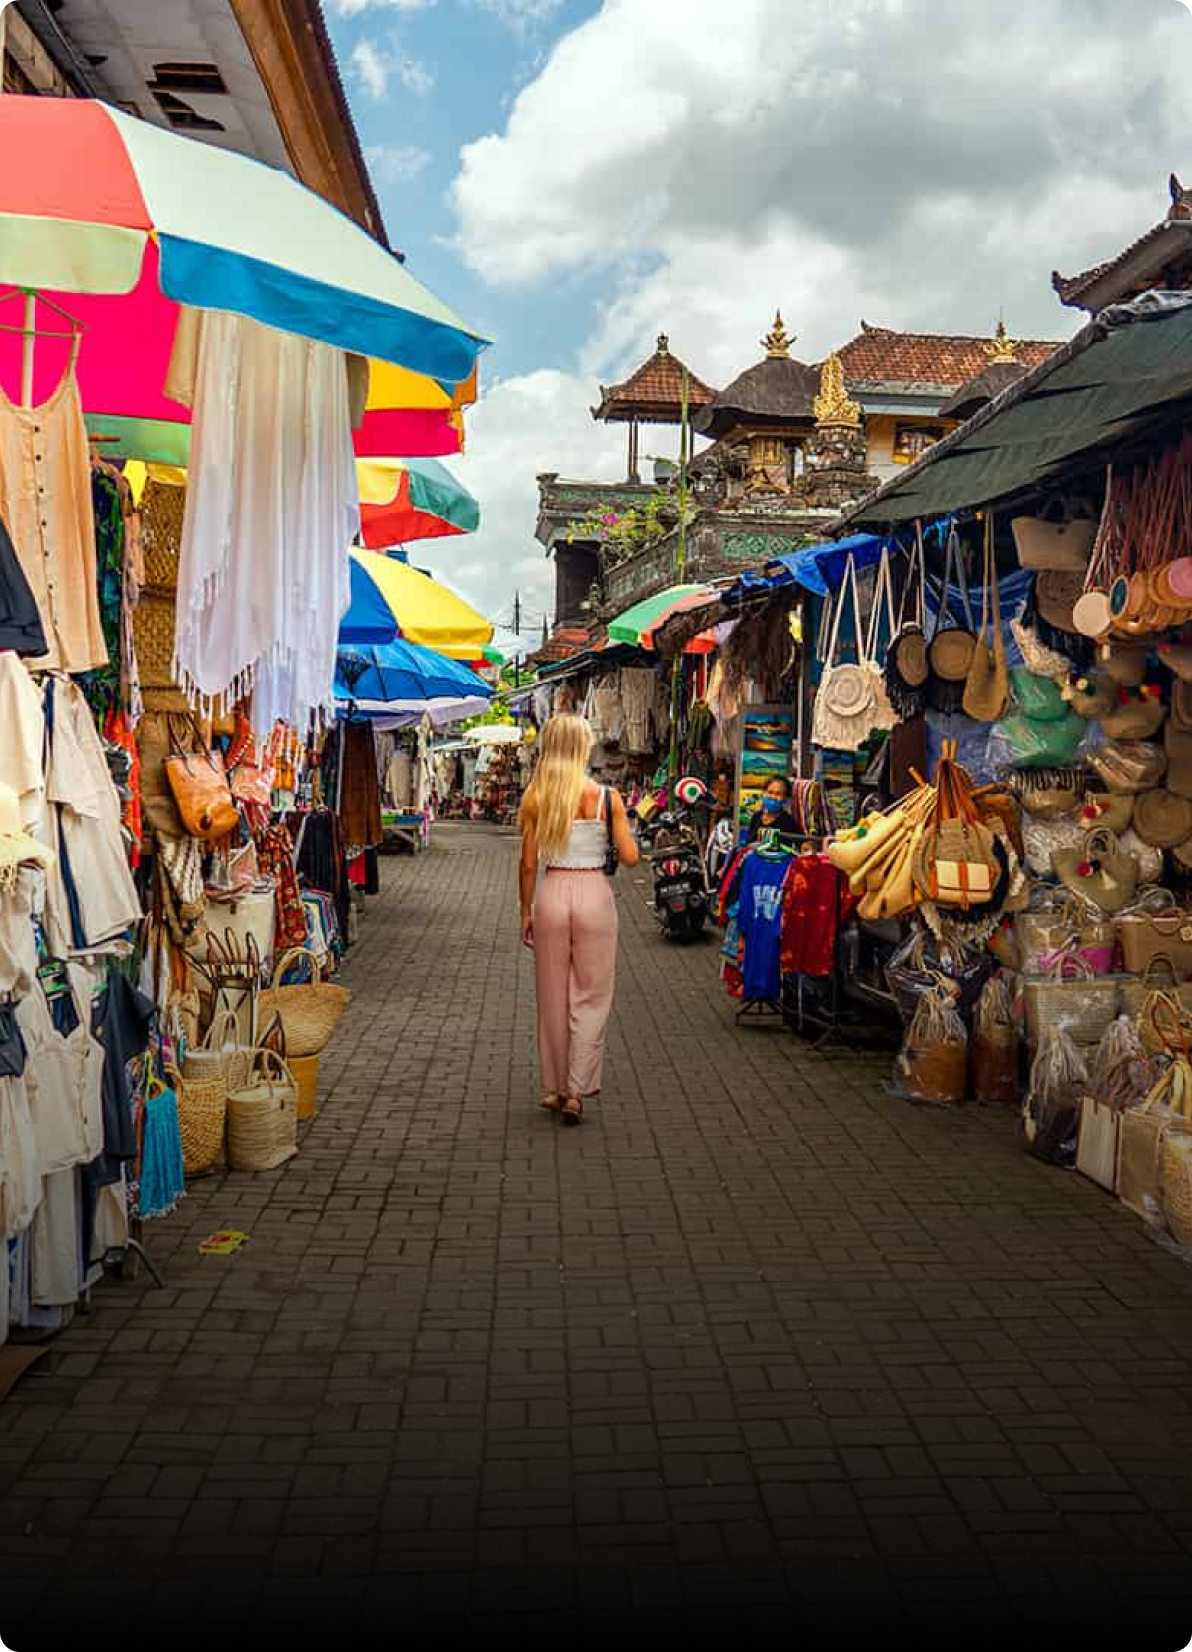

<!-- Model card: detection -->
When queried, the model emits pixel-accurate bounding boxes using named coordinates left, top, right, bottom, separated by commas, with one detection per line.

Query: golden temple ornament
left=763, top=311, right=794, bottom=358
left=813, top=352, right=862, bottom=429
left=983, top=318, right=1020, bottom=364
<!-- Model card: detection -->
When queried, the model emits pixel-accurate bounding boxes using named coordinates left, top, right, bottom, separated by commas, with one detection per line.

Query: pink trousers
left=533, top=869, right=618, bottom=1098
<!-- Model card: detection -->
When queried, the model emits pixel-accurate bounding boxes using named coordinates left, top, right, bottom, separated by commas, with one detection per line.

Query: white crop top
left=546, top=788, right=609, bottom=870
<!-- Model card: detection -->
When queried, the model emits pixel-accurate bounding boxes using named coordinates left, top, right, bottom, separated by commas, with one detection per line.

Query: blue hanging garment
left=138, top=1067, right=186, bottom=1221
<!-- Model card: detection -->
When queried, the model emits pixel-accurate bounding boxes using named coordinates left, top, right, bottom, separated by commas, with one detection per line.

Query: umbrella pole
left=21, top=289, right=35, bottom=408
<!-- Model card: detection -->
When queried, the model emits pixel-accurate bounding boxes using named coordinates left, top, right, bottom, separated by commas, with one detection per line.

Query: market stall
left=709, top=291, right=1192, bottom=1254
left=0, top=95, right=487, bottom=1347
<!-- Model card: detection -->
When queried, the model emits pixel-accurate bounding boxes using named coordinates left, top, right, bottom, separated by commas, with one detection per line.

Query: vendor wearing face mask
left=745, top=776, right=798, bottom=844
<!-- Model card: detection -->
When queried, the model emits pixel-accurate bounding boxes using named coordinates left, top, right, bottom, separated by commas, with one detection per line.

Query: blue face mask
left=761, top=796, right=784, bottom=816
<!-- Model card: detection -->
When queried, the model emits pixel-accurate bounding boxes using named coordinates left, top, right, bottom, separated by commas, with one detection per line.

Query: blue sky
left=326, top=0, right=603, bottom=385
left=324, top=0, right=1192, bottom=655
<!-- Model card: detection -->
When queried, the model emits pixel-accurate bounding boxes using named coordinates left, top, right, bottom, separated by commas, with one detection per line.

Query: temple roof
left=592, top=335, right=717, bottom=425
left=693, top=312, right=821, bottom=439
left=836, top=322, right=1059, bottom=393
left=1051, top=176, right=1192, bottom=313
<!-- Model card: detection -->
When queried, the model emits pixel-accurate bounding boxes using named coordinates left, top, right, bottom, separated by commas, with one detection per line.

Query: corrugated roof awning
left=841, top=294, right=1192, bottom=529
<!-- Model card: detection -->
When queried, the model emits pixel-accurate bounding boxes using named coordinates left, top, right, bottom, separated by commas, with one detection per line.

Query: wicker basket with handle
left=174, top=1062, right=226, bottom=1178
left=1022, top=951, right=1121, bottom=1049
left=258, top=947, right=351, bottom=1059
left=1161, top=1124, right=1192, bottom=1247
left=202, top=1007, right=253, bottom=1094
left=227, top=1048, right=298, bottom=1172
left=1117, top=889, right=1192, bottom=975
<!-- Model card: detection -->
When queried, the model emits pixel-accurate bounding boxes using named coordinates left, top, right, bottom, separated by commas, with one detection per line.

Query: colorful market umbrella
left=344, top=697, right=492, bottom=729
left=335, top=638, right=493, bottom=706
left=359, top=458, right=480, bottom=549
left=0, top=97, right=487, bottom=462
left=344, top=550, right=494, bottom=659
left=606, top=584, right=714, bottom=647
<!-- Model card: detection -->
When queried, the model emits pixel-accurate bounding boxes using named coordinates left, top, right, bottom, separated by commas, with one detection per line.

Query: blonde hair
left=521, top=714, right=592, bottom=860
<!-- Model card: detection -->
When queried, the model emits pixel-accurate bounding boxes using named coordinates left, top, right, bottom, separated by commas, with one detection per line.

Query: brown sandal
left=561, top=1095, right=584, bottom=1126
left=539, top=1094, right=563, bottom=1113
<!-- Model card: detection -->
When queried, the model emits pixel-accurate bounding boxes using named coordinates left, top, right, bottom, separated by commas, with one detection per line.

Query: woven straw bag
left=1052, top=826, right=1139, bottom=915
left=202, top=1007, right=253, bottom=1094
left=1064, top=674, right=1116, bottom=720
left=1161, top=1126, right=1192, bottom=1247
left=258, top=947, right=352, bottom=1059
left=1133, top=787, right=1192, bottom=850
left=884, top=524, right=929, bottom=718
left=926, top=526, right=976, bottom=711
left=140, top=475, right=185, bottom=587
left=1117, top=891, right=1192, bottom=975
left=1118, top=1059, right=1192, bottom=1222
left=174, top=1063, right=226, bottom=1178
left=1099, top=641, right=1149, bottom=687
left=1022, top=952, right=1120, bottom=1049
left=962, top=514, right=1009, bottom=722
left=1014, top=900, right=1114, bottom=976
left=1011, top=505, right=1096, bottom=571
left=1101, top=689, right=1165, bottom=742
left=812, top=554, right=877, bottom=751
left=1119, top=956, right=1192, bottom=1024
left=227, top=1049, right=298, bottom=1172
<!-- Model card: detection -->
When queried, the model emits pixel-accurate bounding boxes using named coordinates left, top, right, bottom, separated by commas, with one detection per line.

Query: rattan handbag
left=201, top=1007, right=253, bottom=1094
left=258, top=947, right=352, bottom=1059
left=884, top=525, right=929, bottom=719
left=1022, top=952, right=1121, bottom=1049
left=1119, top=956, right=1192, bottom=1023
left=1117, top=890, right=1192, bottom=976
left=175, top=1061, right=226, bottom=1178
left=227, top=1048, right=299, bottom=1172
left=1161, top=1125, right=1192, bottom=1247
left=926, top=526, right=976, bottom=713
left=962, top=513, right=1009, bottom=722
left=1052, top=827, right=1139, bottom=915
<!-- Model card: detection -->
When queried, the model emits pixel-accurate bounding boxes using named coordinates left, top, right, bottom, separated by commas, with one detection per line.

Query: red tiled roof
left=527, top=626, right=592, bottom=666
left=594, top=335, right=717, bottom=423
left=835, top=324, right=1059, bottom=390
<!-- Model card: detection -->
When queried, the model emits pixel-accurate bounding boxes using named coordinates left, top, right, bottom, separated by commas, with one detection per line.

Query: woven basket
left=133, top=588, right=180, bottom=690
left=1161, top=1127, right=1192, bottom=1247
left=175, top=1065, right=226, bottom=1178
left=1022, top=954, right=1120, bottom=1049
left=227, top=1049, right=298, bottom=1172
left=203, top=1008, right=253, bottom=1094
left=290, top=1052, right=320, bottom=1122
left=1118, top=1105, right=1169, bottom=1221
left=141, top=476, right=185, bottom=588
left=1119, top=957, right=1192, bottom=1023
left=258, top=947, right=351, bottom=1059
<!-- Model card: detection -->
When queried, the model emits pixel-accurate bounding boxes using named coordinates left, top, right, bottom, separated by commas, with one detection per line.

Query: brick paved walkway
left=4, top=823, right=1192, bottom=1646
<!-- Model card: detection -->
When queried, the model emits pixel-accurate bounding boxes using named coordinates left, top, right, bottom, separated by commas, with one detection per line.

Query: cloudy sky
left=326, top=0, right=1192, bottom=656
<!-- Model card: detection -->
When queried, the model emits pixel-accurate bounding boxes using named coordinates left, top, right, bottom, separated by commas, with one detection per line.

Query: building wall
left=3, top=9, right=80, bottom=94
left=864, top=412, right=954, bottom=482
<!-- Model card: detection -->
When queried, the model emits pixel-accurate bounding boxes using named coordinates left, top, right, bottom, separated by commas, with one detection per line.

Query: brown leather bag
left=165, top=723, right=239, bottom=842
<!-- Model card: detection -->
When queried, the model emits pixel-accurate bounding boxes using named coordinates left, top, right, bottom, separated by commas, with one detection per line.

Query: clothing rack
left=733, top=831, right=792, bottom=1027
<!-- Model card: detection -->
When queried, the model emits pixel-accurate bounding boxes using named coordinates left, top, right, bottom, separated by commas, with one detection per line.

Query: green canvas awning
left=843, top=297, right=1192, bottom=529
left=606, top=583, right=712, bottom=646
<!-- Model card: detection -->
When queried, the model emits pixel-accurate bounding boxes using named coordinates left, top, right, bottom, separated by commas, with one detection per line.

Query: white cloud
left=466, top=0, right=566, bottom=32
left=332, top=0, right=435, bottom=14
left=350, top=39, right=390, bottom=98
left=452, top=0, right=1192, bottom=339
left=351, top=36, right=435, bottom=101
left=398, top=53, right=436, bottom=96
left=411, top=369, right=625, bottom=641
left=365, top=143, right=433, bottom=183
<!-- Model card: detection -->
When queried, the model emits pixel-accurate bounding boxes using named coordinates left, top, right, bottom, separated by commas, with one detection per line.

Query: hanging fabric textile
left=0, top=516, right=46, bottom=657
left=165, top=307, right=359, bottom=736
left=0, top=330, right=108, bottom=674
left=255, top=821, right=307, bottom=953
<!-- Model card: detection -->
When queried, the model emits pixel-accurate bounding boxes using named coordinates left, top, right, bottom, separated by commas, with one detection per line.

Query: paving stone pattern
left=3, top=824, right=1192, bottom=1644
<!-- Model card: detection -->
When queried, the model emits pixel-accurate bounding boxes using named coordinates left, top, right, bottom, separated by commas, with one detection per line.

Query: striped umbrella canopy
left=0, top=96, right=487, bottom=463
left=360, top=458, right=480, bottom=549
left=341, top=550, right=494, bottom=657
left=606, top=583, right=714, bottom=647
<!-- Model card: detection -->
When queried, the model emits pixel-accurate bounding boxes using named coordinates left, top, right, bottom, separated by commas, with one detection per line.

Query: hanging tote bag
left=963, top=513, right=1009, bottom=722
left=1011, top=497, right=1098, bottom=571
left=227, top=1049, right=299, bottom=1173
left=812, top=554, right=876, bottom=751
left=1051, top=826, right=1139, bottom=915
left=1073, top=465, right=1119, bottom=639
left=863, top=546, right=898, bottom=733
left=164, top=721, right=239, bottom=843
left=884, top=523, right=929, bottom=719
left=174, top=1058, right=226, bottom=1179
left=927, top=525, right=977, bottom=713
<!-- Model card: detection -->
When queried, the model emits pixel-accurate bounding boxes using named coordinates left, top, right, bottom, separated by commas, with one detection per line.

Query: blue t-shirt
left=738, top=853, right=789, bottom=1001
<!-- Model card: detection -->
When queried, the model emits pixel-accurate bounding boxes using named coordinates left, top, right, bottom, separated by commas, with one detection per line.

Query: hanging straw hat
left=1133, top=787, right=1192, bottom=849
left=1160, top=640, right=1192, bottom=683
left=1166, top=724, right=1192, bottom=800
left=1099, top=641, right=1150, bottom=686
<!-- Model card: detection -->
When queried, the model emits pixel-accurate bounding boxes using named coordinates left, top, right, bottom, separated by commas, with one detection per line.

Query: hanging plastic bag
left=1021, top=1025, right=1088, bottom=1165
left=894, top=980, right=968, bottom=1103
left=885, top=927, right=993, bottom=1028
left=971, top=976, right=1018, bottom=1105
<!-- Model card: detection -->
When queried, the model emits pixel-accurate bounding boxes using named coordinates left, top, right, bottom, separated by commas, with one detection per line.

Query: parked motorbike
left=648, top=808, right=708, bottom=940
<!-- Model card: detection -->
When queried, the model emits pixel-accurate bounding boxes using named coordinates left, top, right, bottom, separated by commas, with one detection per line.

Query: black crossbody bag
left=603, top=787, right=618, bottom=877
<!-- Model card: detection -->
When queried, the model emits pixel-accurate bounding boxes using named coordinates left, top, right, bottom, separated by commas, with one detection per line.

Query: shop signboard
left=734, top=704, right=795, bottom=843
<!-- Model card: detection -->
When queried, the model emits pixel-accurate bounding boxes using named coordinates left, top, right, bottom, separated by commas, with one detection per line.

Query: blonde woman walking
left=519, top=714, right=639, bottom=1125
